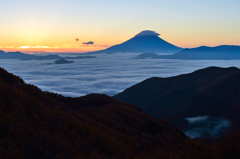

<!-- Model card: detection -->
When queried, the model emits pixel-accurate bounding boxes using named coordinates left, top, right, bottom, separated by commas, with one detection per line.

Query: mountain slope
left=0, top=67, right=186, bottom=159
left=113, top=67, right=240, bottom=129
left=159, top=45, right=240, bottom=59
left=87, top=30, right=182, bottom=54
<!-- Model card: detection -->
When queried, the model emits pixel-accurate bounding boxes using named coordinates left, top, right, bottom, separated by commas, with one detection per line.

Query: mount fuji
left=87, top=30, right=182, bottom=54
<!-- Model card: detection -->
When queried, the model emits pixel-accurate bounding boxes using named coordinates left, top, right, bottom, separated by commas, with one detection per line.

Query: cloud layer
left=2, top=53, right=240, bottom=99
left=82, top=41, right=94, bottom=45
left=185, top=115, right=231, bottom=138
left=135, top=30, right=160, bottom=37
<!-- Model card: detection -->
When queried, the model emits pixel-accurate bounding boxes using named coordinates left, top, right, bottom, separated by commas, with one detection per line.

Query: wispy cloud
left=82, top=41, right=94, bottom=45
left=185, top=116, right=231, bottom=138
left=185, top=116, right=209, bottom=124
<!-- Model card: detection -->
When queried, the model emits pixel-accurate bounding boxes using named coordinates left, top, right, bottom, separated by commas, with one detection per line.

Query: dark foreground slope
left=0, top=67, right=186, bottom=159
left=114, top=67, right=240, bottom=129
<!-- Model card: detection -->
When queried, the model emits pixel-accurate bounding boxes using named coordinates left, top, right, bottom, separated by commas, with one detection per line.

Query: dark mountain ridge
left=113, top=66, right=240, bottom=130
left=0, top=67, right=186, bottom=158
left=159, top=45, right=240, bottom=59
left=2, top=67, right=240, bottom=158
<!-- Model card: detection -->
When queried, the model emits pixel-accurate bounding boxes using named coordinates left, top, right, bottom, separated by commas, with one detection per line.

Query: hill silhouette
left=0, top=67, right=186, bottom=158
left=0, top=50, right=96, bottom=60
left=2, top=67, right=240, bottom=158
left=54, top=59, right=74, bottom=64
left=114, top=67, right=240, bottom=133
left=159, top=45, right=240, bottom=59
left=86, top=30, right=182, bottom=54
left=0, top=51, right=34, bottom=59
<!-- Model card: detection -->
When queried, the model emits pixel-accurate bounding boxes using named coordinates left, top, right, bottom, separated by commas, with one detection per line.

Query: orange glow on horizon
left=1, top=39, right=240, bottom=54
left=0, top=44, right=110, bottom=53
left=0, top=31, right=239, bottom=54
left=21, top=46, right=30, bottom=49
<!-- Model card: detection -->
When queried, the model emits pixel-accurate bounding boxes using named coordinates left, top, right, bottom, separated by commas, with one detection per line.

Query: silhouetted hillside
left=114, top=67, right=240, bottom=133
left=86, top=30, right=182, bottom=54
left=0, top=51, right=35, bottom=59
left=159, top=45, right=240, bottom=59
left=0, top=67, right=186, bottom=158
left=2, top=67, right=240, bottom=158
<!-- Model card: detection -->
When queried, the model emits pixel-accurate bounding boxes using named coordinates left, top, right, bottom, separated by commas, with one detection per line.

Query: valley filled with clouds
left=1, top=53, right=240, bottom=97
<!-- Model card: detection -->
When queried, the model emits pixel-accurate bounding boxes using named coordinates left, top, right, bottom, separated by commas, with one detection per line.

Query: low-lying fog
left=1, top=53, right=240, bottom=97
left=185, top=116, right=231, bottom=138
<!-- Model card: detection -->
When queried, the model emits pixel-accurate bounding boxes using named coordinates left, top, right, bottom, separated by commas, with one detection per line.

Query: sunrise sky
left=1, top=0, right=240, bottom=53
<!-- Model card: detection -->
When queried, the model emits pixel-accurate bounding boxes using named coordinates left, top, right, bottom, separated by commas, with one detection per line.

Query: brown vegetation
left=0, top=67, right=186, bottom=159
left=1, top=67, right=240, bottom=158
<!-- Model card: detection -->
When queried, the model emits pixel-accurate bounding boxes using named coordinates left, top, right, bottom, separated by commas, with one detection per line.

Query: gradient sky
left=0, top=0, right=240, bottom=53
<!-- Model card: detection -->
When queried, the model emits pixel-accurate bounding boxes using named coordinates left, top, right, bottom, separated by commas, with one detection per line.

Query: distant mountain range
left=85, top=30, right=240, bottom=59
left=0, top=50, right=33, bottom=59
left=134, top=45, right=240, bottom=60
left=0, top=50, right=96, bottom=60
left=158, top=45, right=240, bottom=60
left=113, top=67, right=240, bottom=134
left=2, top=30, right=240, bottom=60
left=86, top=30, right=183, bottom=54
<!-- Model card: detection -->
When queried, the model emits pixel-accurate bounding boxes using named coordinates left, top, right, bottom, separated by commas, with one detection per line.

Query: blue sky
left=0, top=0, right=239, bottom=53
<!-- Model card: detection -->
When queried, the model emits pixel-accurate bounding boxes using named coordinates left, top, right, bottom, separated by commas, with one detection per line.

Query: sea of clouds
left=1, top=53, right=239, bottom=138
left=1, top=53, right=240, bottom=97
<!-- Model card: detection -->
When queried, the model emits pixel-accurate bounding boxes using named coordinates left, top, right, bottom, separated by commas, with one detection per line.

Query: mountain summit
left=86, top=30, right=182, bottom=54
